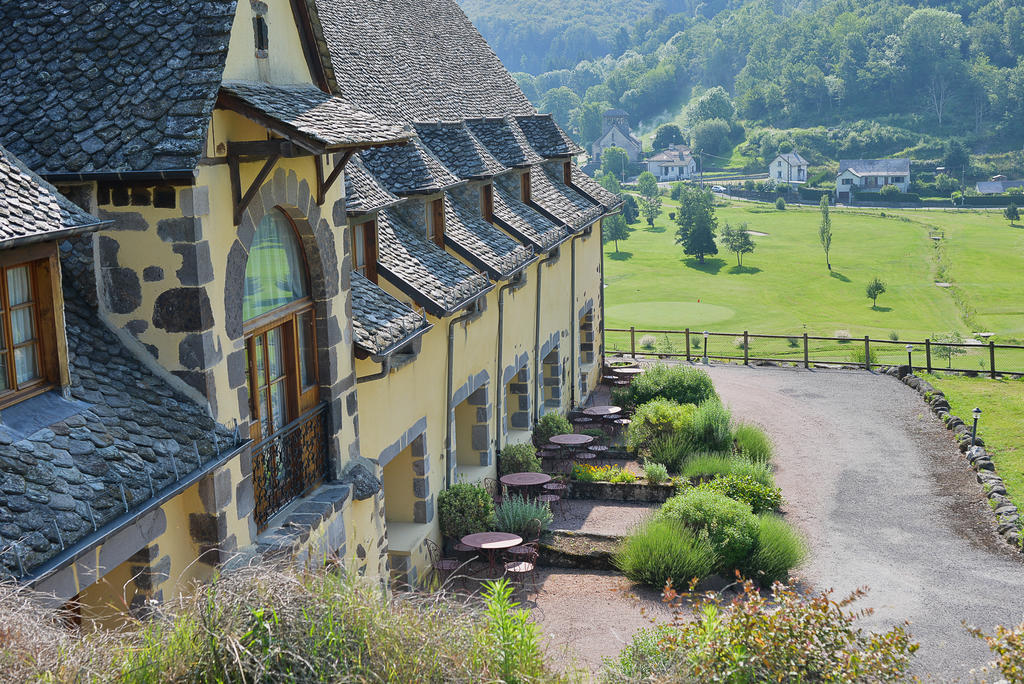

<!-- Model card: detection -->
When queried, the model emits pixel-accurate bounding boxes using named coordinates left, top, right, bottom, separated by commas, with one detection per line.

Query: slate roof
left=492, top=177, right=567, bottom=251
left=360, top=139, right=463, bottom=196
left=311, top=0, right=534, bottom=124
left=775, top=152, right=808, bottom=166
left=376, top=209, right=491, bottom=316
left=465, top=118, right=545, bottom=169
left=219, top=81, right=412, bottom=150
left=515, top=115, right=584, bottom=158
left=571, top=166, right=624, bottom=211
left=0, top=0, right=237, bottom=176
left=441, top=187, right=534, bottom=279
left=414, top=123, right=507, bottom=180
left=350, top=273, right=429, bottom=356
left=838, top=159, right=911, bottom=176
left=976, top=180, right=1024, bottom=194
left=0, top=281, right=238, bottom=579
left=344, top=157, right=400, bottom=217
left=648, top=145, right=693, bottom=164
left=0, top=146, right=105, bottom=248
left=597, top=123, right=642, bottom=150
left=530, top=165, right=603, bottom=230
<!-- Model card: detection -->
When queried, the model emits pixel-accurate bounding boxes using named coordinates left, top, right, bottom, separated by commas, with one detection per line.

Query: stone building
left=0, top=0, right=618, bottom=615
left=591, top=109, right=642, bottom=163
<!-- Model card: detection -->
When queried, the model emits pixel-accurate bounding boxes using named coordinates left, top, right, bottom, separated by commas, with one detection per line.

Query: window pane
left=298, top=311, right=316, bottom=390
left=0, top=354, right=8, bottom=391
left=259, top=388, right=270, bottom=438
left=270, top=381, right=287, bottom=432
left=13, top=345, right=38, bottom=385
left=254, top=335, right=265, bottom=384
left=10, top=307, right=33, bottom=345
left=242, top=210, right=309, bottom=321
left=266, top=327, right=284, bottom=380
left=353, top=226, right=366, bottom=272
left=6, top=266, right=30, bottom=307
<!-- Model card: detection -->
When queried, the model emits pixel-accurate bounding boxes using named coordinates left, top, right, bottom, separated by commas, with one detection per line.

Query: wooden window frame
left=242, top=209, right=319, bottom=440
left=351, top=217, right=378, bottom=283
left=562, top=161, right=572, bottom=186
left=480, top=183, right=494, bottom=222
left=0, top=244, right=64, bottom=410
left=520, top=170, right=531, bottom=203
left=428, top=197, right=445, bottom=247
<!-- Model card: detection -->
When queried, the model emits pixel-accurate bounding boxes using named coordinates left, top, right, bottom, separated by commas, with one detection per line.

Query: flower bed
left=567, top=480, right=676, bottom=503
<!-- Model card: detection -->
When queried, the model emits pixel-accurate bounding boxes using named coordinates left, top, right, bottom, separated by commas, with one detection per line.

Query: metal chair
left=504, top=541, right=539, bottom=595
left=588, top=444, right=610, bottom=466
left=424, top=538, right=460, bottom=588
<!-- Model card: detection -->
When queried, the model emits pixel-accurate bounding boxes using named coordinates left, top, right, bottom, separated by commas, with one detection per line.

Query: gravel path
left=704, top=363, right=1024, bottom=680
left=551, top=499, right=656, bottom=536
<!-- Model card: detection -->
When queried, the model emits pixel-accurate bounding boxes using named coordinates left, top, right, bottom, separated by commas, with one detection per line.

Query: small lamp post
left=905, top=344, right=914, bottom=369
left=703, top=330, right=709, bottom=365
left=972, top=407, right=982, bottom=447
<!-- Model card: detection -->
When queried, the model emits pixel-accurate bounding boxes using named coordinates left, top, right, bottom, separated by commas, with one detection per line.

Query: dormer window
left=521, top=171, right=531, bottom=203
left=352, top=218, right=378, bottom=283
left=428, top=198, right=445, bottom=247
left=562, top=161, right=572, bottom=186
left=480, top=183, right=494, bottom=222
left=254, top=15, right=269, bottom=56
left=0, top=247, right=64, bottom=409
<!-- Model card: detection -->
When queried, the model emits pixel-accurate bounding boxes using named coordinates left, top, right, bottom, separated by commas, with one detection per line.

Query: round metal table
left=548, top=433, right=595, bottom=447
left=582, top=405, right=623, bottom=418
left=460, top=531, right=523, bottom=573
left=614, top=367, right=646, bottom=377
left=500, top=472, right=553, bottom=488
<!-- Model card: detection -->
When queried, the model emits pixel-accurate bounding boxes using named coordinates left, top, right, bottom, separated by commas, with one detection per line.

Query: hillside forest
left=460, top=0, right=1024, bottom=169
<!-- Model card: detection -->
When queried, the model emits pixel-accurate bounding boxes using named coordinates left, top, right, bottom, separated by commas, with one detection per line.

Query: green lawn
left=605, top=198, right=1024, bottom=368
left=921, top=373, right=1024, bottom=512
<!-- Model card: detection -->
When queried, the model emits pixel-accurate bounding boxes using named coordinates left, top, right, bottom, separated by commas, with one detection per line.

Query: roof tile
left=350, top=273, right=429, bottom=355
left=360, top=139, right=462, bottom=196
left=414, top=122, right=507, bottom=179
left=515, top=115, right=584, bottom=158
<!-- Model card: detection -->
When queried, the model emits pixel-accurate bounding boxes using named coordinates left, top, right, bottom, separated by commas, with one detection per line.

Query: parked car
left=711, top=185, right=727, bottom=193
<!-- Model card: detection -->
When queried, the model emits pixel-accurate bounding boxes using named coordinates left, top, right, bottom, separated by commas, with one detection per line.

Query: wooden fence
left=605, top=327, right=1024, bottom=378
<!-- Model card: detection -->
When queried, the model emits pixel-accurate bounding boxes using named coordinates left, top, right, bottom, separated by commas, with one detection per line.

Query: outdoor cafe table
left=582, top=405, right=622, bottom=418
left=548, top=432, right=595, bottom=465
left=500, top=471, right=552, bottom=497
left=614, top=367, right=646, bottom=377
left=460, top=531, right=523, bottom=574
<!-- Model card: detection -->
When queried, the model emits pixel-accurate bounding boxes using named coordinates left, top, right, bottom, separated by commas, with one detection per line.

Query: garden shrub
left=848, top=346, right=879, bottom=365
left=732, top=422, right=773, bottom=464
left=690, top=399, right=732, bottom=452
left=498, top=443, right=541, bottom=476
left=626, top=398, right=696, bottom=452
left=646, top=432, right=692, bottom=473
left=603, top=582, right=917, bottom=682
left=437, top=483, right=494, bottom=540
left=694, top=474, right=783, bottom=514
left=747, top=514, right=807, bottom=585
left=572, top=463, right=636, bottom=483
left=969, top=620, right=1024, bottom=681
left=614, top=519, right=717, bottom=589
left=775, top=196, right=786, bottom=210
left=644, top=461, right=669, bottom=484
left=622, top=364, right=717, bottom=407
left=680, top=454, right=775, bottom=487
left=657, top=490, right=758, bottom=572
left=492, top=494, right=553, bottom=536
left=609, top=385, right=631, bottom=408
left=639, top=334, right=657, bottom=349
left=533, top=412, right=571, bottom=446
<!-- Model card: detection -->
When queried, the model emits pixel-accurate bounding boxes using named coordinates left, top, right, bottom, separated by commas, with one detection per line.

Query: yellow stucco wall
left=222, top=0, right=314, bottom=84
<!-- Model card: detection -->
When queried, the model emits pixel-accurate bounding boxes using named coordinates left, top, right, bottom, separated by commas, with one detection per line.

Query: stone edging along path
left=881, top=365, right=1022, bottom=550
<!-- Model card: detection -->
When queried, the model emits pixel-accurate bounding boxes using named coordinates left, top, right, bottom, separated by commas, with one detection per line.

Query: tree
left=933, top=331, right=968, bottom=368
left=639, top=195, right=662, bottom=227
left=943, top=139, right=971, bottom=178
left=652, top=124, right=685, bottom=152
left=636, top=171, right=659, bottom=200
left=539, top=86, right=580, bottom=128
left=684, top=86, right=735, bottom=125
left=818, top=195, right=833, bottom=271
left=622, top=194, right=639, bottom=224
left=1004, top=203, right=1020, bottom=225
left=598, top=172, right=621, bottom=197
left=691, top=118, right=732, bottom=156
left=898, top=9, right=968, bottom=126
left=720, top=222, right=756, bottom=266
left=570, top=101, right=606, bottom=149
left=601, top=146, right=629, bottom=180
left=602, top=214, right=631, bottom=252
left=674, top=185, right=718, bottom=263
left=866, top=277, right=887, bottom=308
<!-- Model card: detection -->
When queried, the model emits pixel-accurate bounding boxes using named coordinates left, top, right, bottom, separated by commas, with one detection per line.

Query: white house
left=769, top=152, right=808, bottom=184
left=646, top=144, right=696, bottom=182
left=591, top=109, right=642, bottom=163
left=835, top=158, right=911, bottom=203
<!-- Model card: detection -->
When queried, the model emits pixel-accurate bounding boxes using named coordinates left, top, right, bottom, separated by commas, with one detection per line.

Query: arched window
left=243, top=209, right=325, bottom=529
left=243, top=210, right=318, bottom=439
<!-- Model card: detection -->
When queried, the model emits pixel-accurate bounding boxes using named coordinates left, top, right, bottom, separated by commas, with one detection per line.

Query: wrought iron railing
left=252, top=403, right=329, bottom=530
